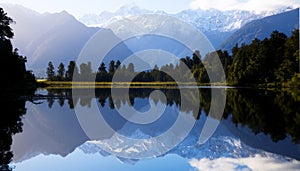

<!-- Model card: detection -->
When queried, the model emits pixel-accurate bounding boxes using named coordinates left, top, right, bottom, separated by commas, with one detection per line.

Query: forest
left=46, top=29, right=299, bottom=87
left=0, top=7, right=36, bottom=171
left=0, top=8, right=36, bottom=92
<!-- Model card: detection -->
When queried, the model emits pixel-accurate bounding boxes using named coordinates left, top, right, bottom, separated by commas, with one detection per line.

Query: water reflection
left=0, top=92, right=34, bottom=171
left=2, top=88, right=300, bottom=170
left=39, top=88, right=300, bottom=144
left=226, top=89, right=300, bottom=143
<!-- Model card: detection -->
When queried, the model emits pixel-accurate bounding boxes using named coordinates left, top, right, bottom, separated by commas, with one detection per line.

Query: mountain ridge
left=1, top=4, right=298, bottom=76
left=79, top=5, right=297, bottom=48
left=220, top=8, right=299, bottom=51
left=2, top=4, right=100, bottom=77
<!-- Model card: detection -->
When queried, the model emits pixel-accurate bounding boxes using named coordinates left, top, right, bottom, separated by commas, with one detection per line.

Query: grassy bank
left=37, top=79, right=230, bottom=89
left=37, top=79, right=299, bottom=89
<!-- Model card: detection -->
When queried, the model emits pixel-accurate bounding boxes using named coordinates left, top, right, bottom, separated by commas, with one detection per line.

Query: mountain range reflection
left=36, top=88, right=300, bottom=143
left=6, top=88, right=300, bottom=167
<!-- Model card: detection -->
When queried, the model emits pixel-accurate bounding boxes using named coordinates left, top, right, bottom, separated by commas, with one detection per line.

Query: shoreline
left=37, top=80, right=298, bottom=90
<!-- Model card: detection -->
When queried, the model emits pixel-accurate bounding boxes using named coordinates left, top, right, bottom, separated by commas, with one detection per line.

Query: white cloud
left=189, top=0, right=300, bottom=13
left=189, top=154, right=300, bottom=171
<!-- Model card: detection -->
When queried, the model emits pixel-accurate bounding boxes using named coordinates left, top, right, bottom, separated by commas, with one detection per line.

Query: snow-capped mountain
left=176, top=7, right=295, bottom=32
left=79, top=5, right=295, bottom=48
left=11, top=92, right=300, bottom=164
left=79, top=4, right=166, bottom=27
left=78, top=112, right=300, bottom=165
left=80, top=4, right=294, bottom=32
left=220, top=8, right=299, bottom=51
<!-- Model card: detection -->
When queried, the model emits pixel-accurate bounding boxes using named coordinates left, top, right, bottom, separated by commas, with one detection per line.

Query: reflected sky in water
left=9, top=88, right=300, bottom=171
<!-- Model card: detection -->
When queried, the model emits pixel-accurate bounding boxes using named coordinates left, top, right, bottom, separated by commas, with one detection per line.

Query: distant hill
left=220, top=8, right=299, bottom=51
left=2, top=4, right=299, bottom=76
left=2, top=4, right=100, bottom=77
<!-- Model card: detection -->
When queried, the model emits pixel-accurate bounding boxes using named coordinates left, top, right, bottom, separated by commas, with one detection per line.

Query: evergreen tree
left=275, top=29, right=299, bottom=82
left=109, top=60, right=115, bottom=74
left=0, top=7, right=36, bottom=90
left=228, top=30, right=298, bottom=85
left=46, top=61, right=55, bottom=81
left=115, top=60, right=121, bottom=71
left=0, top=8, right=14, bottom=40
left=192, top=50, right=201, bottom=65
left=98, top=62, right=107, bottom=73
left=96, top=62, right=108, bottom=81
left=65, top=61, right=78, bottom=81
left=57, top=62, right=65, bottom=81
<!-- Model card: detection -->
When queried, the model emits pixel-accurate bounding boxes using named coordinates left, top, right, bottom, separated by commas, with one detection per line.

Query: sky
left=1, top=0, right=299, bottom=19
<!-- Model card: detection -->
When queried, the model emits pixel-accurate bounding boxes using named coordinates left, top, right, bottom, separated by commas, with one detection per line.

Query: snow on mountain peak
left=79, top=5, right=296, bottom=33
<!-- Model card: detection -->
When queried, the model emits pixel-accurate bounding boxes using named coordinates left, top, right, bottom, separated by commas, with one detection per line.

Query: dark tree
left=98, top=62, right=107, bottom=73
left=115, top=60, right=121, bottom=71
left=0, top=8, right=36, bottom=90
left=57, top=62, right=65, bottom=81
left=109, top=60, right=115, bottom=74
left=192, top=50, right=201, bottom=65
left=65, top=61, right=78, bottom=81
left=46, top=61, right=55, bottom=81
left=227, top=30, right=298, bottom=85
left=0, top=8, right=14, bottom=40
left=96, top=62, right=108, bottom=81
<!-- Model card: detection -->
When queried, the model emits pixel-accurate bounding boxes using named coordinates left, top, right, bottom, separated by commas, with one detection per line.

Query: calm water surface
left=3, top=88, right=300, bottom=171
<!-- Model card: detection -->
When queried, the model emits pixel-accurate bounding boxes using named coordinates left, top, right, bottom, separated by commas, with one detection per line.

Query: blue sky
left=1, top=0, right=299, bottom=18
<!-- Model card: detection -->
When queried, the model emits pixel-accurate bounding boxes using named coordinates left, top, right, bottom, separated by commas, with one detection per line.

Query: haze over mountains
left=2, top=4, right=99, bottom=77
left=79, top=4, right=293, bottom=47
left=1, top=4, right=299, bottom=77
left=220, top=8, right=299, bottom=51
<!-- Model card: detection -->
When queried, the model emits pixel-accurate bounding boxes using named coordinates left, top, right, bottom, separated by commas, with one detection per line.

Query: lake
left=2, top=87, right=300, bottom=171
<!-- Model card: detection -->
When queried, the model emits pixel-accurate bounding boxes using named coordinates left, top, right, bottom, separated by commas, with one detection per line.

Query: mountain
left=79, top=4, right=166, bottom=27
left=2, top=4, right=176, bottom=76
left=220, top=8, right=299, bottom=51
left=2, top=4, right=298, bottom=76
left=2, top=4, right=100, bottom=77
left=79, top=5, right=293, bottom=48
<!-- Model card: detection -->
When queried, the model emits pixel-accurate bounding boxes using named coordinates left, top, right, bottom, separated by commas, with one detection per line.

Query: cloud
left=189, top=0, right=300, bottom=13
left=189, top=154, right=300, bottom=171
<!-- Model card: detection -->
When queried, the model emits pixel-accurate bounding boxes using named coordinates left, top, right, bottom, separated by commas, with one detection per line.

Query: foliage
left=0, top=7, right=36, bottom=91
left=228, top=30, right=299, bottom=86
left=46, top=61, right=55, bottom=81
left=46, top=30, right=298, bottom=87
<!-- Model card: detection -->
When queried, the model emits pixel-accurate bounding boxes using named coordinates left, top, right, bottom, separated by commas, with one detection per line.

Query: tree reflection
left=43, top=87, right=300, bottom=143
left=0, top=94, right=29, bottom=171
left=226, top=88, right=300, bottom=143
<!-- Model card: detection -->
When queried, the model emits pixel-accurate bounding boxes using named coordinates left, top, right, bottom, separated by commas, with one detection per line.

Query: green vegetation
left=228, top=30, right=299, bottom=86
left=0, top=7, right=36, bottom=171
left=0, top=8, right=37, bottom=92
left=0, top=5, right=299, bottom=170
left=45, top=30, right=299, bottom=88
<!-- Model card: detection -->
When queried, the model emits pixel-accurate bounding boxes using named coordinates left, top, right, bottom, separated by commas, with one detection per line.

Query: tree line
left=0, top=7, right=36, bottom=171
left=0, top=8, right=36, bottom=91
left=46, top=30, right=299, bottom=86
